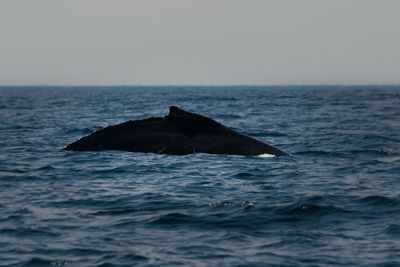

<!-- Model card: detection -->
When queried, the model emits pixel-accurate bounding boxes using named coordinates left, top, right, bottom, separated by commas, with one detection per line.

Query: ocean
left=0, top=86, right=399, bottom=266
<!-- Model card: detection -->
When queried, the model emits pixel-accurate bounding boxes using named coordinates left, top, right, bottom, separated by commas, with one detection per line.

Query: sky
left=0, top=0, right=399, bottom=86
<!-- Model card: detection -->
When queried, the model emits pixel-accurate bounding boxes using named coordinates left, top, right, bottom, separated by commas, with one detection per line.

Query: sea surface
left=0, top=86, right=399, bottom=266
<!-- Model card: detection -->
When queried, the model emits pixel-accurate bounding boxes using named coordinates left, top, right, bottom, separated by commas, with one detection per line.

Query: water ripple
left=1, top=86, right=400, bottom=266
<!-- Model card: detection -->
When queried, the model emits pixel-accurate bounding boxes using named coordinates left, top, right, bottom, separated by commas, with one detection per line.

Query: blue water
left=1, top=86, right=400, bottom=266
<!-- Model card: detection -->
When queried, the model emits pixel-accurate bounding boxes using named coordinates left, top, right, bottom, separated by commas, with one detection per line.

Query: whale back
left=64, top=106, right=288, bottom=156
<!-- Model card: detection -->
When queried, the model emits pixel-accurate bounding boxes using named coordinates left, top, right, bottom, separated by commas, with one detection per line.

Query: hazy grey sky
left=1, top=0, right=399, bottom=85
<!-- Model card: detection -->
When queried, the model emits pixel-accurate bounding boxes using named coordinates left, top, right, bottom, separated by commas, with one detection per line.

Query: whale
left=64, top=106, right=288, bottom=156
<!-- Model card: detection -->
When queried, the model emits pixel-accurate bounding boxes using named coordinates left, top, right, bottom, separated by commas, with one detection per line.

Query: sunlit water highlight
left=257, top=154, right=276, bottom=158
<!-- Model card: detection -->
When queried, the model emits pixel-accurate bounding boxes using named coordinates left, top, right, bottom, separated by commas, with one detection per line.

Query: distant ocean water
left=0, top=85, right=399, bottom=266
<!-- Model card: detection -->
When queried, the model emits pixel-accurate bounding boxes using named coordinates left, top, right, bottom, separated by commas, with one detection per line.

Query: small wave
left=294, top=150, right=344, bottom=157
left=113, top=253, right=148, bottom=262
left=275, top=197, right=353, bottom=219
left=207, top=201, right=254, bottom=208
left=51, top=197, right=130, bottom=209
left=355, top=195, right=400, bottom=207
left=219, top=114, right=241, bottom=119
left=19, top=257, right=76, bottom=266
left=0, top=227, right=60, bottom=238
left=246, top=132, right=286, bottom=137
left=282, top=204, right=346, bottom=216
left=94, top=207, right=139, bottom=216
left=35, top=164, right=55, bottom=171
left=19, top=258, right=56, bottom=267
left=60, top=247, right=109, bottom=256
left=91, top=166, right=130, bottom=174
left=384, top=224, right=400, bottom=235
left=14, top=124, right=36, bottom=129
left=376, top=156, right=400, bottom=163
left=362, top=134, right=400, bottom=143
left=151, top=212, right=193, bottom=225
left=348, top=149, right=395, bottom=156
left=232, top=172, right=254, bottom=179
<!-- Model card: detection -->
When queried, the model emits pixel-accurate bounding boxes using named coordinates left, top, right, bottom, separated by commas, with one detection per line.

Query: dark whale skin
left=64, top=106, right=288, bottom=156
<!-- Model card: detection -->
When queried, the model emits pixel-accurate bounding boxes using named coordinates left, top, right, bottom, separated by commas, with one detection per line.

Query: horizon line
left=1, top=84, right=400, bottom=88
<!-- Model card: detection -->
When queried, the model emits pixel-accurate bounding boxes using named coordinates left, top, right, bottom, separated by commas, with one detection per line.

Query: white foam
left=257, top=153, right=275, bottom=158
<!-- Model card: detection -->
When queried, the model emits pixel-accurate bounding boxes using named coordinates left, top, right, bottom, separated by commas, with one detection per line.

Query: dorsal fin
left=169, top=106, right=190, bottom=117
left=165, top=106, right=223, bottom=135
